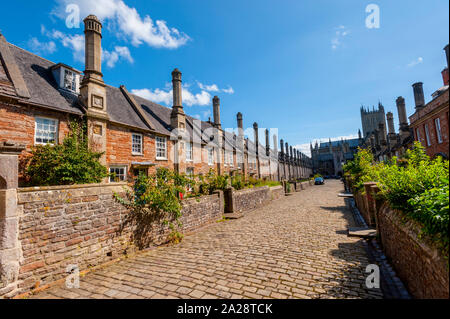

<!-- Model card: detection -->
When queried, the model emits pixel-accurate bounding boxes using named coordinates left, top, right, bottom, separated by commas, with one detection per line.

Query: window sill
left=156, top=157, right=168, bottom=161
left=132, top=153, right=143, bottom=156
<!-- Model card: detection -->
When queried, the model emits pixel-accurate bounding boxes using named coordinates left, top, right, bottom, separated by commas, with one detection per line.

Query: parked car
left=314, top=177, right=324, bottom=185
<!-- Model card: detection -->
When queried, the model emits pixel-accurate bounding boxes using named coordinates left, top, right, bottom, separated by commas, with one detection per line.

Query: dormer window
left=64, top=69, right=76, bottom=91
left=50, top=63, right=81, bottom=94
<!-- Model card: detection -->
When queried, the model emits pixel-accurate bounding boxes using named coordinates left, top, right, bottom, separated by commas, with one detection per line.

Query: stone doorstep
left=223, top=212, right=244, bottom=220
left=347, top=227, right=377, bottom=239
left=338, top=193, right=354, bottom=198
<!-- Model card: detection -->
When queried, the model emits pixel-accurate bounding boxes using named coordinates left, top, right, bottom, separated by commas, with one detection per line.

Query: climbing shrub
left=344, top=142, right=449, bottom=253
left=115, top=168, right=193, bottom=247
left=25, top=121, right=108, bottom=186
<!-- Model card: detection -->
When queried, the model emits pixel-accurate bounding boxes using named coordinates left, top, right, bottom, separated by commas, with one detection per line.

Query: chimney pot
left=171, top=68, right=183, bottom=113
left=212, top=96, right=221, bottom=129
left=412, top=82, right=425, bottom=110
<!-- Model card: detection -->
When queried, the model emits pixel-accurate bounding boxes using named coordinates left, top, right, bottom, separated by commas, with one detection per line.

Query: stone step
left=338, top=193, right=353, bottom=198
left=347, top=227, right=377, bottom=238
left=223, top=212, right=244, bottom=219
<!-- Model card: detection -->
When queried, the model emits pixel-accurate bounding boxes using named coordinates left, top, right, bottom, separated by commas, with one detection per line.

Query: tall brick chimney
left=236, top=112, right=243, bottom=134
left=170, top=68, right=185, bottom=130
left=386, top=112, right=397, bottom=146
left=442, top=68, right=449, bottom=86
left=83, top=15, right=103, bottom=84
left=80, top=15, right=108, bottom=166
left=253, top=122, right=259, bottom=156
left=412, top=82, right=425, bottom=110
left=265, top=129, right=270, bottom=156
left=212, top=96, right=221, bottom=129
left=378, top=123, right=387, bottom=146
left=280, top=139, right=284, bottom=157
left=386, top=112, right=395, bottom=135
left=444, top=44, right=449, bottom=70
left=285, top=142, right=289, bottom=160
left=396, top=96, right=410, bottom=142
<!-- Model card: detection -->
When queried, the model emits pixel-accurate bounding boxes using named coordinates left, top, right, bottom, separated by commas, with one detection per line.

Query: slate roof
left=7, top=44, right=83, bottom=114
left=1, top=40, right=288, bottom=157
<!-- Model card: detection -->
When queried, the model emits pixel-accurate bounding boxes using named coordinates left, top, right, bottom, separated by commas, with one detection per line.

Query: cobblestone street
left=30, top=180, right=384, bottom=299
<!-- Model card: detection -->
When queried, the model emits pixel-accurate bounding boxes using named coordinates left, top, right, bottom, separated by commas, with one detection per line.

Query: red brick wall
left=0, top=101, right=73, bottom=184
left=0, top=102, right=71, bottom=149
left=105, top=123, right=174, bottom=177
left=410, top=90, right=449, bottom=158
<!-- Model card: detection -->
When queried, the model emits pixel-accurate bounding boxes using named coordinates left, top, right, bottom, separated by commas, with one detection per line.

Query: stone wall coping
left=182, top=193, right=219, bottom=205
left=234, top=186, right=269, bottom=194
left=17, top=182, right=128, bottom=193
left=269, top=185, right=283, bottom=190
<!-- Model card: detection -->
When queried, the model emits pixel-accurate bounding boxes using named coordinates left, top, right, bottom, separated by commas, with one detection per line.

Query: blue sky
left=0, top=0, right=448, bottom=155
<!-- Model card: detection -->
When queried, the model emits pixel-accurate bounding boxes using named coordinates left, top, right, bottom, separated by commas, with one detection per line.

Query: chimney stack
left=253, top=122, right=259, bottom=155
left=280, top=139, right=284, bottom=156
left=442, top=68, right=449, bottom=86
left=444, top=44, right=449, bottom=70
left=171, top=68, right=183, bottom=114
left=212, top=96, right=221, bottom=129
left=265, top=129, right=270, bottom=156
left=170, top=68, right=186, bottom=131
left=272, top=134, right=278, bottom=155
left=378, top=123, right=387, bottom=146
left=80, top=15, right=108, bottom=167
left=412, top=82, right=425, bottom=110
left=83, top=15, right=103, bottom=83
left=285, top=142, right=289, bottom=160
left=386, top=112, right=395, bottom=135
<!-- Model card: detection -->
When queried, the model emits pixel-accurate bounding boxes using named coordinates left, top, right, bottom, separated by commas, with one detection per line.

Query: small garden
left=343, top=142, right=449, bottom=255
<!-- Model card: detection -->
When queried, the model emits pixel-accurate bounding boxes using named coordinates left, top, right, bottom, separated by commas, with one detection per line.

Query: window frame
left=435, top=118, right=443, bottom=144
left=156, top=136, right=168, bottom=160
left=207, top=147, right=214, bottom=166
left=131, top=132, right=143, bottom=155
left=186, top=142, right=193, bottom=162
left=109, top=166, right=127, bottom=183
left=34, top=116, right=59, bottom=145
left=424, top=124, right=431, bottom=146
left=415, top=128, right=421, bottom=143
left=63, top=68, right=77, bottom=92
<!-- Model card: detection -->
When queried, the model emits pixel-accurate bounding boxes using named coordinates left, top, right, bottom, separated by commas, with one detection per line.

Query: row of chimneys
left=411, top=44, right=449, bottom=111
left=82, top=15, right=292, bottom=159
left=381, top=44, right=449, bottom=145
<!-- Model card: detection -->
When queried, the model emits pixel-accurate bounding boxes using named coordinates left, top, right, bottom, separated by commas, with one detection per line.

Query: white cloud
left=197, top=82, right=234, bottom=94
left=42, top=26, right=85, bottom=62
left=27, top=37, right=57, bottom=55
left=198, top=82, right=219, bottom=92
left=294, top=134, right=359, bottom=157
left=42, top=25, right=133, bottom=67
left=407, top=57, right=423, bottom=68
left=131, top=85, right=212, bottom=107
left=102, top=46, right=134, bottom=68
left=52, top=0, right=189, bottom=49
left=131, top=88, right=172, bottom=105
left=331, top=25, right=349, bottom=50
left=222, top=86, right=234, bottom=94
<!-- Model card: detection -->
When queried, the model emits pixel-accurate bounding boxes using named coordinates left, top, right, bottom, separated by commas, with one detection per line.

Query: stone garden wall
left=232, top=186, right=271, bottom=213
left=353, top=187, right=449, bottom=299
left=4, top=183, right=223, bottom=297
left=377, top=204, right=449, bottom=299
left=268, top=185, right=284, bottom=201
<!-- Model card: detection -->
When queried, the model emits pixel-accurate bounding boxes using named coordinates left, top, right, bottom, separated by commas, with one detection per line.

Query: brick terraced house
left=0, top=15, right=312, bottom=185
left=409, top=45, right=449, bottom=159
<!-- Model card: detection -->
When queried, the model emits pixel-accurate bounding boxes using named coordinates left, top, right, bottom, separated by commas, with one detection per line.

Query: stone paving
left=30, top=180, right=384, bottom=299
